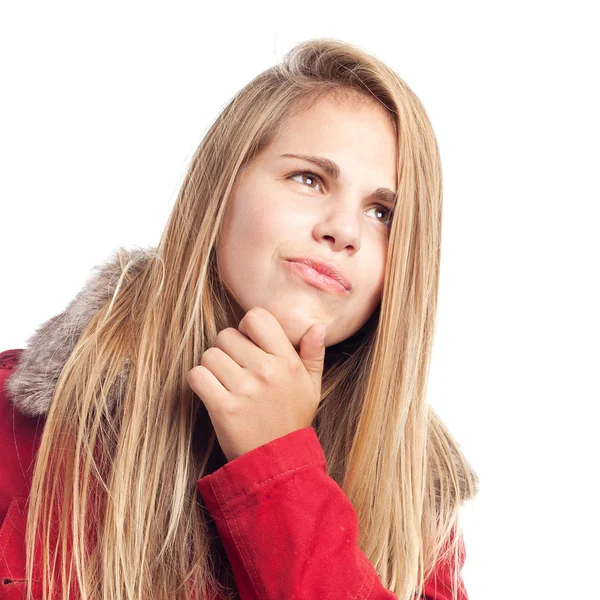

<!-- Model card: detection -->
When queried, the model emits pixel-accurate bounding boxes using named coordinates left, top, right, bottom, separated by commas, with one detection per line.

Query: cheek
left=216, top=192, right=297, bottom=282
left=228, top=192, right=299, bottom=250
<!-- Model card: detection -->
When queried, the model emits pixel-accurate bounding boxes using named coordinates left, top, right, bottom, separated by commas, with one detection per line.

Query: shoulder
left=0, top=349, right=45, bottom=518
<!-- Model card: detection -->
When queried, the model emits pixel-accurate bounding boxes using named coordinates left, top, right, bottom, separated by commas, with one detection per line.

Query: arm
left=197, top=426, right=468, bottom=600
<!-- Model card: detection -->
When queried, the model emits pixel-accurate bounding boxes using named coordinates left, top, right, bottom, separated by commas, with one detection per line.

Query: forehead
left=276, top=92, right=393, bottom=140
left=263, top=93, right=398, bottom=190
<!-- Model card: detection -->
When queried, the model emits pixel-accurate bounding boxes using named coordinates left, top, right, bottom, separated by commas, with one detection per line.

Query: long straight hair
left=24, top=38, right=479, bottom=600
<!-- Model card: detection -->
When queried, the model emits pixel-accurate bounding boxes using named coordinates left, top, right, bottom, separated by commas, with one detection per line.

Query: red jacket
left=0, top=348, right=468, bottom=600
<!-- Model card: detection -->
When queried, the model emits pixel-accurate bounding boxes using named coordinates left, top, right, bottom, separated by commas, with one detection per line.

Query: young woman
left=0, top=38, right=479, bottom=600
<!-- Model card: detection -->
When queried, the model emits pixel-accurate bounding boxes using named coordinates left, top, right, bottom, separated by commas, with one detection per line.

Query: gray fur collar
left=5, top=246, right=154, bottom=418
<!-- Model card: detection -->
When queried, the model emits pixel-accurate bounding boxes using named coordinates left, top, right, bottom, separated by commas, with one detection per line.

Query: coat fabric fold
left=0, top=246, right=469, bottom=600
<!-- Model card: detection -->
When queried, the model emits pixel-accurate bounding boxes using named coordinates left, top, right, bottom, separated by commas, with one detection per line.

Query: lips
left=286, top=257, right=352, bottom=291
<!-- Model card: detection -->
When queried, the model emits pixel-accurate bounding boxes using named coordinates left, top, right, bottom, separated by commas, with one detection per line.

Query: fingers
left=214, top=327, right=263, bottom=370
left=199, top=346, right=244, bottom=392
left=187, top=364, right=229, bottom=414
left=238, top=307, right=297, bottom=360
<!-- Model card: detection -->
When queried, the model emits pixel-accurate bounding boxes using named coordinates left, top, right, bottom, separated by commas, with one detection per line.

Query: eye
left=287, top=170, right=394, bottom=226
left=365, top=205, right=394, bottom=226
left=288, top=171, right=324, bottom=192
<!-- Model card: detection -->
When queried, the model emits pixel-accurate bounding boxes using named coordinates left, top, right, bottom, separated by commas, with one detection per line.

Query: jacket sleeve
left=196, top=426, right=468, bottom=600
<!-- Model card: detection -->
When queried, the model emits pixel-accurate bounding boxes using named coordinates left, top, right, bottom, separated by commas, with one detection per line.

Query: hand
left=187, top=306, right=327, bottom=463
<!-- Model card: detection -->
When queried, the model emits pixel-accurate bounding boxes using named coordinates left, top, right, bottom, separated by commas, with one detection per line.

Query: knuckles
left=216, top=327, right=236, bottom=345
left=254, top=360, right=275, bottom=383
left=219, top=397, right=242, bottom=418
left=187, top=365, right=204, bottom=387
left=195, top=312, right=299, bottom=391
left=247, top=306, right=266, bottom=319
left=239, top=307, right=268, bottom=331
left=201, top=346, right=221, bottom=365
left=255, top=356, right=297, bottom=384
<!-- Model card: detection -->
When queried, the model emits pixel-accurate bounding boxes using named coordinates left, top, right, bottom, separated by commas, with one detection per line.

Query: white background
left=1, top=2, right=598, bottom=598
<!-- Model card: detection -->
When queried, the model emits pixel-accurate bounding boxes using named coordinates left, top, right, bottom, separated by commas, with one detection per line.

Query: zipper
left=2, top=577, right=38, bottom=585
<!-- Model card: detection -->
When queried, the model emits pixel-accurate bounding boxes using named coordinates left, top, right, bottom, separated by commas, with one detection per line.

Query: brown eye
left=288, top=171, right=323, bottom=191
left=365, top=205, right=394, bottom=226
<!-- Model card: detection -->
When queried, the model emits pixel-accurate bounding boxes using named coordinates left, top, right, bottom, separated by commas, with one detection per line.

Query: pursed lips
left=285, top=259, right=351, bottom=295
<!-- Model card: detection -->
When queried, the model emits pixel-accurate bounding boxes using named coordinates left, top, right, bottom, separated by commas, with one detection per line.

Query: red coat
left=0, top=348, right=468, bottom=600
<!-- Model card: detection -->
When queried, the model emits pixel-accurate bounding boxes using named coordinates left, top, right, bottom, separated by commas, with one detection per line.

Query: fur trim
left=5, top=246, right=155, bottom=417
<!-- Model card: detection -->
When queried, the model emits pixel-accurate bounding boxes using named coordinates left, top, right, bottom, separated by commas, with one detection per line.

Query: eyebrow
left=279, top=153, right=397, bottom=206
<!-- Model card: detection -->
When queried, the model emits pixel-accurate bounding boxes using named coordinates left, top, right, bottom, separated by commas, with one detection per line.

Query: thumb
left=299, top=322, right=327, bottom=384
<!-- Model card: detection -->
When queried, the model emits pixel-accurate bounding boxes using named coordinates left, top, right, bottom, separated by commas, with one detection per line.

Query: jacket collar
left=5, top=246, right=154, bottom=418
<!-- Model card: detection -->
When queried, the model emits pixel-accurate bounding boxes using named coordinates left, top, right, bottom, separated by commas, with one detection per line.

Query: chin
left=239, top=301, right=330, bottom=349
left=275, top=312, right=322, bottom=348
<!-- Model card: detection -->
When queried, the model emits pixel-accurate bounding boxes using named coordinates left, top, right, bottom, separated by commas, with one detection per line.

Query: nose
left=313, top=209, right=361, bottom=253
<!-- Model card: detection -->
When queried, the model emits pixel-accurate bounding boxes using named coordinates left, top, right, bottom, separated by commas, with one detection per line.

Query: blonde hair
left=25, top=37, right=479, bottom=600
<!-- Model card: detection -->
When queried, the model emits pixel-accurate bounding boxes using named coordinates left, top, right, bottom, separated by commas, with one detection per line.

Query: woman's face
left=216, top=93, right=398, bottom=350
